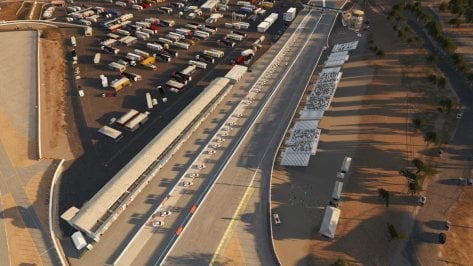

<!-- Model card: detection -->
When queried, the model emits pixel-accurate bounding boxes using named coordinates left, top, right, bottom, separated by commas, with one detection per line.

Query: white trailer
left=124, top=112, right=149, bottom=132
left=98, top=126, right=123, bottom=141
left=116, top=109, right=139, bottom=125
left=71, top=231, right=87, bottom=250
left=126, top=52, right=142, bottom=62
left=340, top=156, right=352, bottom=173
left=146, top=42, right=163, bottom=51
left=174, top=41, right=190, bottom=50
left=135, top=31, right=150, bottom=40
left=194, top=30, right=210, bottom=39
left=165, top=34, right=180, bottom=42
left=257, top=21, right=270, bottom=32
left=101, top=38, right=117, bottom=46
left=106, top=33, right=121, bottom=39
left=176, top=28, right=192, bottom=36
left=119, top=13, right=133, bottom=21
left=319, top=206, right=340, bottom=239
left=200, top=27, right=217, bottom=34
left=93, top=53, right=101, bottom=64
left=70, top=36, right=77, bottom=46
left=166, top=79, right=185, bottom=92
left=141, top=28, right=156, bottom=35
left=123, top=36, right=138, bottom=46
left=226, top=33, right=244, bottom=41
left=203, top=49, right=224, bottom=58
left=108, top=62, right=126, bottom=73
left=145, top=93, right=153, bottom=109
left=188, top=60, right=207, bottom=69
left=180, top=65, right=196, bottom=77
left=284, top=7, right=296, bottom=22
left=134, top=49, right=150, bottom=58
left=168, top=32, right=185, bottom=40
left=158, top=37, right=173, bottom=45
left=116, top=29, right=130, bottom=36
left=100, top=74, right=108, bottom=87
left=132, top=4, right=143, bottom=10
left=332, top=181, right=343, bottom=201
left=135, top=21, right=150, bottom=28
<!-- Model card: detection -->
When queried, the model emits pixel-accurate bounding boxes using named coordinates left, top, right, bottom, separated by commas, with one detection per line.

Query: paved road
left=397, top=13, right=473, bottom=266
left=0, top=30, right=59, bottom=266
left=164, top=7, right=341, bottom=266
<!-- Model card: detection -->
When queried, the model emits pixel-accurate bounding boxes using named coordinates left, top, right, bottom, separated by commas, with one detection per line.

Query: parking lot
left=57, top=0, right=301, bottom=244
left=56, top=0, right=298, bottom=164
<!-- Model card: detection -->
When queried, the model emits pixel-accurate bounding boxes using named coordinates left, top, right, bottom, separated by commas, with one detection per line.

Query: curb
left=49, top=159, right=67, bottom=266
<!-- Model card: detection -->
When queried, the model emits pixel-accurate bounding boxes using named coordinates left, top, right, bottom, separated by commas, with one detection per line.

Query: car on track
left=152, top=221, right=164, bottom=227
left=183, top=181, right=193, bottom=187
left=160, top=211, right=172, bottom=217
left=189, top=173, right=199, bottom=178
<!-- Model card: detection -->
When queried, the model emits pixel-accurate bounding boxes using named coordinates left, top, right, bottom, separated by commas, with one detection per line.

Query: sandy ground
left=39, top=29, right=75, bottom=160
left=440, top=187, right=473, bottom=265
left=0, top=1, right=22, bottom=21
left=429, top=1, right=473, bottom=67
left=1, top=193, right=42, bottom=265
left=271, top=3, right=459, bottom=265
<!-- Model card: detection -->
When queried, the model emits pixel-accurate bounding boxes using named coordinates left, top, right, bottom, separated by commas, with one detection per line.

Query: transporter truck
left=110, top=77, right=130, bottom=91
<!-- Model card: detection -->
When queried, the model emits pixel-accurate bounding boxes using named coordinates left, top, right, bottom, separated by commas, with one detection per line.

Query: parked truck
left=110, top=77, right=130, bottom=91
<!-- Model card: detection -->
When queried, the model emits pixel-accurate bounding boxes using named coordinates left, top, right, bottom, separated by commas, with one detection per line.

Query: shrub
left=427, top=55, right=439, bottom=63
left=412, top=118, right=423, bottom=130
left=378, top=188, right=391, bottom=207
left=437, top=77, right=447, bottom=88
left=424, top=131, right=441, bottom=144
left=387, top=223, right=406, bottom=240
left=376, top=50, right=385, bottom=57
left=439, top=2, right=448, bottom=11
left=428, top=74, right=438, bottom=83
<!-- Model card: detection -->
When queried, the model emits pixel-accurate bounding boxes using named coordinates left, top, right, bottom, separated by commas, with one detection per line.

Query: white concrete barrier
left=49, top=159, right=67, bottom=266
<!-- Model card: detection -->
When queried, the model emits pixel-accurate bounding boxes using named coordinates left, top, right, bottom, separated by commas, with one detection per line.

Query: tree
left=424, top=131, right=441, bottom=144
left=387, top=223, right=406, bottom=240
left=412, top=118, right=423, bottom=131
left=408, top=180, right=422, bottom=194
left=427, top=54, right=439, bottom=64
left=439, top=2, right=448, bottom=11
left=399, top=168, right=418, bottom=182
left=376, top=49, right=385, bottom=57
left=437, top=77, right=447, bottom=88
left=448, top=18, right=462, bottom=27
left=378, top=188, right=391, bottom=207
left=428, top=74, right=438, bottom=83
left=412, top=158, right=425, bottom=174
left=439, top=98, right=454, bottom=113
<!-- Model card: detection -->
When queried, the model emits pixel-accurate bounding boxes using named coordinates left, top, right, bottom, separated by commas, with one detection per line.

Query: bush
left=424, top=131, right=441, bottom=144
left=387, top=223, right=406, bottom=240
left=448, top=18, right=462, bottom=27
left=428, top=74, right=438, bottom=83
left=376, top=50, right=385, bottom=57
left=439, top=98, right=453, bottom=112
left=412, top=118, right=423, bottom=130
left=427, top=54, right=439, bottom=63
left=439, top=2, right=448, bottom=11
left=437, top=77, right=447, bottom=88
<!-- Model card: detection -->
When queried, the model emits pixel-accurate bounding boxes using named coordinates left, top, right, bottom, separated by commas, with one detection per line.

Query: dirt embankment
left=39, top=29, right=74, bottom=160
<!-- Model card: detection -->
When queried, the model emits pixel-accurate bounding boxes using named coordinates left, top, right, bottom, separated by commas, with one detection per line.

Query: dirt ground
left=429, top=1, right=473, bottom=67
left=0, top=1, right=22, bottom=21
left=1, top=193, right=42, bottom=265
left=271, top=2, right=459, bottom=265
left=39, top=28, right=75, bottom=160
left=440, top=187, right=473, bottom=264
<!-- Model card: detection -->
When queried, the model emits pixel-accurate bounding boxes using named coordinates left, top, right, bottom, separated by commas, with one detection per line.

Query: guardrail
left=267, top=0, right=348, bottom=263
left=49, top=159, right=67, bottom=266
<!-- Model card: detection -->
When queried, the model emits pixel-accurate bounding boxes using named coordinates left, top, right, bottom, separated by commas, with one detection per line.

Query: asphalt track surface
left=164, top=7, right=341, bottom=266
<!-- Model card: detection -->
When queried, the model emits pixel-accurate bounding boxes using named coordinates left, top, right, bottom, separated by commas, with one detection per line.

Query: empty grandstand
left=62, top=77, right=232, bottom=241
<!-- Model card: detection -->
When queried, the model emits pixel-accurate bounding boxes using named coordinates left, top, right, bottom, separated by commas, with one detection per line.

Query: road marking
left=210, top=11, right=326, bottom=264
left=210, top=184, right=256, bottom=265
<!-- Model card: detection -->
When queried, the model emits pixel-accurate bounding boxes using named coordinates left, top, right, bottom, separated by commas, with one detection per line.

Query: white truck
left=93, top=53, right=101, bottom=64
left=108, top=62, right=126, bottom=73
left=70, top=36, right=77, bottom=47
left=174, top=41, right=190, bottom=50
left=203, top=49, right=224, bottom=58
left=146, top=42, right=163, bottom=51
left=188, top=60, right=207, bottom=69
left=340, top=156, right=352, bottom=174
